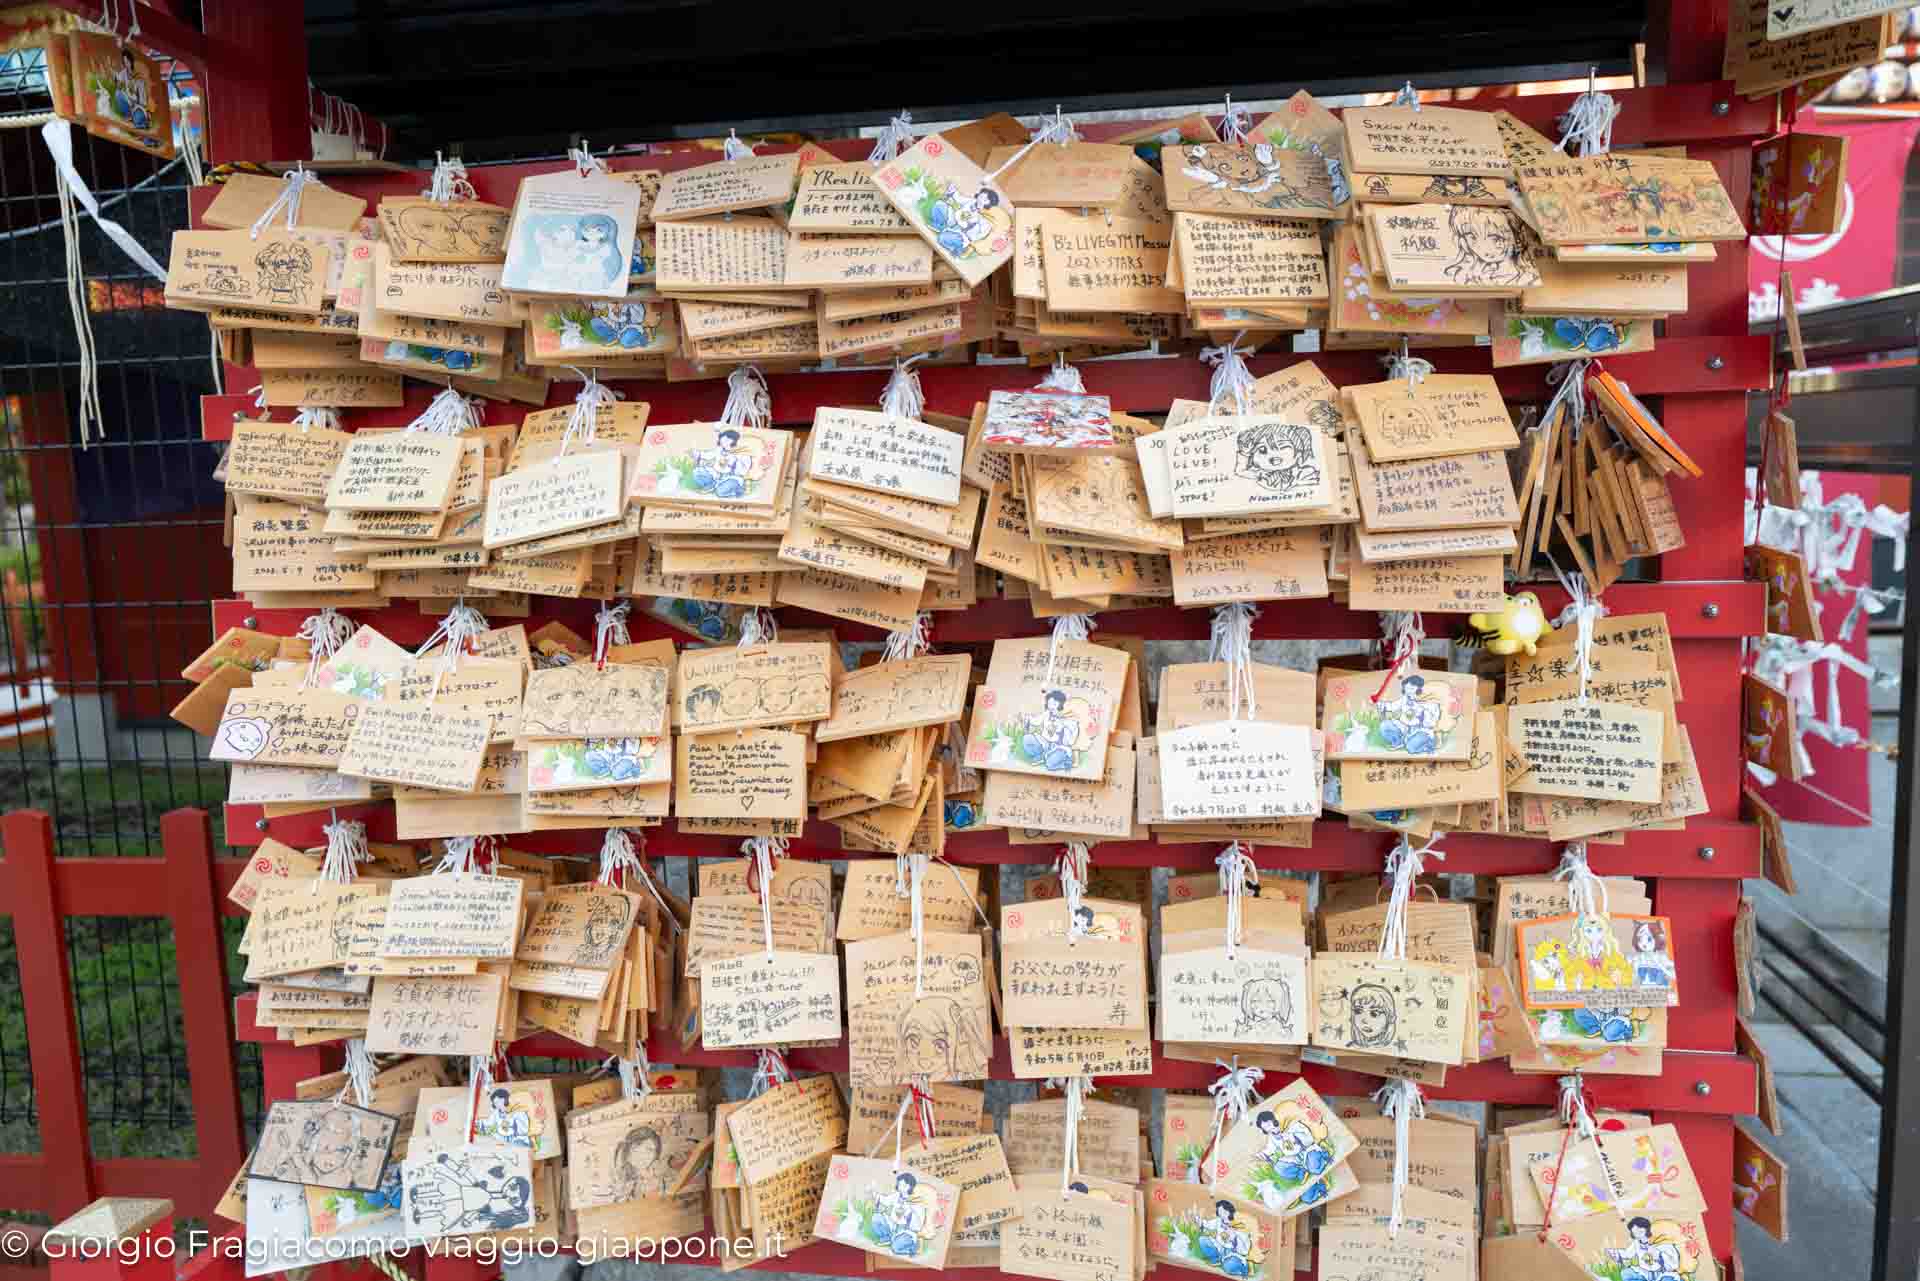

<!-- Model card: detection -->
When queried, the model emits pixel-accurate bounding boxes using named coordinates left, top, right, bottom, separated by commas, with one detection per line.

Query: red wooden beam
left=32, top=0, right=206, bottom=69
left=0, top=812, right=95, bottom=1219
left=198, top=0, right=308, bottom=164
left=162, top=809, right=247, bottom=1218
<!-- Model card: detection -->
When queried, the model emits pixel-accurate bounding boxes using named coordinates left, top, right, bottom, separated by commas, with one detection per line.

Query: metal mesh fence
left=0, top=45, right=263, bottom=1179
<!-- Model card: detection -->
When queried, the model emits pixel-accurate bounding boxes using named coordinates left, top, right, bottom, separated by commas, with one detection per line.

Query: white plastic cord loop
left=1393, top=82, right=1422, bottom=110
left=425, top=151, right=478, bottom=203
left=1542, top=358, right=1592, bottom=433
left=868, top=111, right=916, bottom=165
left=1379, top=836, right=1444, bottom=962
left=320, top=817, right=368, bottom=884
left=1370, top=1078, right=1426, bottom=1237
left=434, top=835, right=482, bottom=876
left=1208, top=602, right=1260, bottom=721
left=596, top=827, right=643, bottom=887
left=1036, top=354, right=1086, bottom=394
left=1201, top=332, right=1256, bottom=416
left=298, top=607, right=354, bottom=688
left=1216, top=841, right=1258, bottom=958
left=570, top=140, right=608, bottom=175
left=1044, top=612, right=1095, bottom=685
left=723, top=129, right=754, bottom=162
left=880, top=353, right=931, bottom=421
left=738, top=607, right=779, bottom=647
left=337, top=1038, right=376, bottom=1108
left=884, top=613, right=933, bottom=662
left=1547, top=564, right=1607, bottom=702
left=616, top=1053, right=651, bottom=1100
left=594, top=600, right=631, bottom=667
left=985, top=107, right=1078, bottom=183
left=1552, top=841, right=1610, bottom=920
left=749, top=1048, right=792, bottom=1097
left=405, top=385, right=482, bottom=436
left=1221, top=94, right=1253, bottom=145
left=1385, top=339, right=1433, bottom=392
left=1204, top=1057, right=1264, bottom=1190
left=561, top=370, right=624, bottom=455
left=1058, top=843, right=1091, bottom=944
left=250, top=164, right=314, bottom=238
left=1555, top=70, right=1621, bottom=158
left=291, top=405, right=341, bottom=433
left=1045, top=1074, right=1091, bottom=1197
left=721, top=364, right=772, bottom=429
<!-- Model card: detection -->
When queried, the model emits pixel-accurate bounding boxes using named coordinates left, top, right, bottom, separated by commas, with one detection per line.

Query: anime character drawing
left=981, top=390, right=1114, bottom=451
left=518, top=213, right=625, bottom=292
left=832, top=1170, right=942, bottom=1259
left=309, top=1158, right=404, bottom=1234
left=1245, top=1109, right=1335, bottom=1209
left=1629, top=920, right=1675, bottom=992
left=1565, top=913, right=1634, bottom=992
left=1346, top=982, right=1398, bottom=1050
left=899, top=995, right=990, bottom=1079
left=472, top=1087, right=537, bottom=1149
left=678, top=428, right=763, bottom=499
left=1332, top=673, right=1460, bottom=757
left=1424, top=175, right=1494, bottom=201
left=1442, top=206, right=1536, bottom=287
left=407, top=1151, right=533, bottom=1234
left=1237, top=978, right=1293, bottom=1037
left=1535, top=1003, right=1652, bottom=1045
left=87, top=47, right=153, bottom=130
left=575, top=893, right=634, bottom=967
left=1177, top=143, right=1333, bottom=214
left=254, top=241, right=315, bottom=307
left=607, top=1124, right=665, bottom=1200
left=1232, top=421, right=1320, bottom=494
left=1733, top=1158, right=1777, bottom=1215
left=1062, top=902, right=1124, bottom=941
left=253, top=1103, right=386, bottom=1189
left=1597, top=1216, right=1697, bottom=1281
left=214, top=715, right=272, bottom=760
left=1156, top=1199, right=1268, bottom=1279
left=925, top=180, right=1007, bottom=261
left=551, top=300, right=662, bottom=352
left=1019, top=688, right=1085, bottom=772
left=1531, top=937, right=1569, bottom=989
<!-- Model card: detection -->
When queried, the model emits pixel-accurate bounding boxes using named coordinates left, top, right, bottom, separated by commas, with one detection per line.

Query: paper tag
left=1507, top=699, right=1663, bottom=802
left=701, top=951, right=842, bottom=1048
left=1158, top=722, right=1320, bottom=820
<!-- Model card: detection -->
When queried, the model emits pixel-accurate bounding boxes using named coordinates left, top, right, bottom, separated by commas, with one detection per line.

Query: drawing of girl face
left=1578, top=915, right=1610, bottom=952
left=218, top=717, right=270, bottom=758
left=901, top=1001, right=954, bottom=1075
left=1634, top=922, right=1660, bottom=954
left=1351, top=984, right=1394, bottom=1045
left=1468, top=212, right=1515, bottom=265
left=1249, top=435, right=1298, bottom=475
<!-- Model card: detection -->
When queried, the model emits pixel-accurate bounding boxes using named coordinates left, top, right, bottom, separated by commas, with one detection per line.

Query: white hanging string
left=335, top=1038, right=376, bottom=1107
left=1045, top=1074, right=1091, bottom=1196
left=570, top=139, right=609, bottom=175
left=403, top=385, right=482, bottom=436
left=1552, top=840, right=1610, bottom=921
left=1555, top=69, right=1621, bottom=158
left=291, top=405, right=342, bottom=433
left=1370, top=610, right=1426, bottom=702
left=1378, top=836, right=1444, bottom=963
left=433, top=835, right=483, bottom=875
left=1384, top=338, right=1433, bottom=393
left=623, top=832, right=682, bottom=936
left=1201, top=332, right=1256, bottom=416
left=748, top=1048, right=792, bottom=1097
left=897, top=849, right=931, bottom=997
left=298, top=607, right=354, bottom=688
left=1370, top=1078, right=1426, bottom=1237
left=883, top=612, right=933, bottom=661
left=319, top=816, right=368, bottom=884
left=1542, top=357, right=1592, bottom=433
left=560, top=369, right=624, bottom=456
left=1203, top=1058, right=1264, bottom=1189
left=596, top=827, right=644, bottom=886
left=1393, top=82, right=1422, bottom=110
left=424, top=151, right=478, bottom=203
left=745, top=836, right=786, bottom=957
left=880, top=353, right=930, bottom=420
left=1220, top=94, right=1253, bottom=145
left=867, top=111, right=916, bottom=165
left=249, top=164, right=314, bottom=238
left=1057, top=842, right=1091, bottom=944
left=45, top=122, right=101, bottom=445
left=1216, top=841, right=1258, bottom=959
left=1547, top=562, right=1606, bottom=702
left=1208, top=602, right=1260, bottom=721
left=1838, top=585, right=1903, bottom=642
left=1549, top=1073, right=1622, bottom=1221
left=616, top=1053, right=652, bottom=1100
left=593, top=600, right=631, bottom=667
left=414, top=600, right=489, bottom=696
left=985, top=107, right=1078, bottom=183
left=738, top=607, right=779, bottom=646
left=720, top=364, right=772, bottom=429
left=722, top=129, right=755, bottom=162
left=1036, top=354, right=1087, bottom=394
left=1044, top=611, right=1095, bottom=685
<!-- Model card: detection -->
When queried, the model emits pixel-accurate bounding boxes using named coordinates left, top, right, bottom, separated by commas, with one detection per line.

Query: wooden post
left=160, top=810, right=246, bottom=1218
left=199, top=0, right=311, bottom=164
left=1, top=811, right=95, bottom=1218
left=41, top=1198, right=173, bottom=1281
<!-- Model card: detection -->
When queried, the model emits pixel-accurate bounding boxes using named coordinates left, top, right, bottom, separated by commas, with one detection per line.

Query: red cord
left=1536, top=1120, right=1579, bottom=1242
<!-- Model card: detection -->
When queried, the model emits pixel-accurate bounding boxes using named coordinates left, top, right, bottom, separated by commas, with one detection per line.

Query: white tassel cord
left=1044, top=611, right=1095, bottom=685
left=404, top=385, right=483, bottom=436
left=298, top=606, right=354, bottom=688
left=867, top=111, right=916, bottom=165
left=1216, top=841, right=1257, bottom=959
left=1547, top=563, right=1606, bottom=702
left=560, top=371, right=624, bottom=455
left=1057, top=842, right=1091, bottom=944
left=1045, top=1074, right=1091, bottom=1196
left=593, top=599, right=631, bottom=667
left=738, top=606, right=779, bottom=647
left=1555, top=70, right=1621, bottom=158
left=1370, top=1078, right=1425, bottom=1238
left=1203, top=1057, right=1264, bottom=1190
left=1378, top=836, right=1444, bottom=963
left=882, top=612, right=933, bottom=662
left=880, top=353, right=930, bottom=421
left=1208, top=602, right=1259, bottom=721
left=1201, top=332, right=1256, bottom=416
left=249, top=165, right=315, bottom=239
left=425, top=151, right=478, bottom=203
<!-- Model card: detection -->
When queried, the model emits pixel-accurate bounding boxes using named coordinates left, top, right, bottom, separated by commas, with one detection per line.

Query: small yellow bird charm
left=1466, top=592, right=1553, bottom=656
